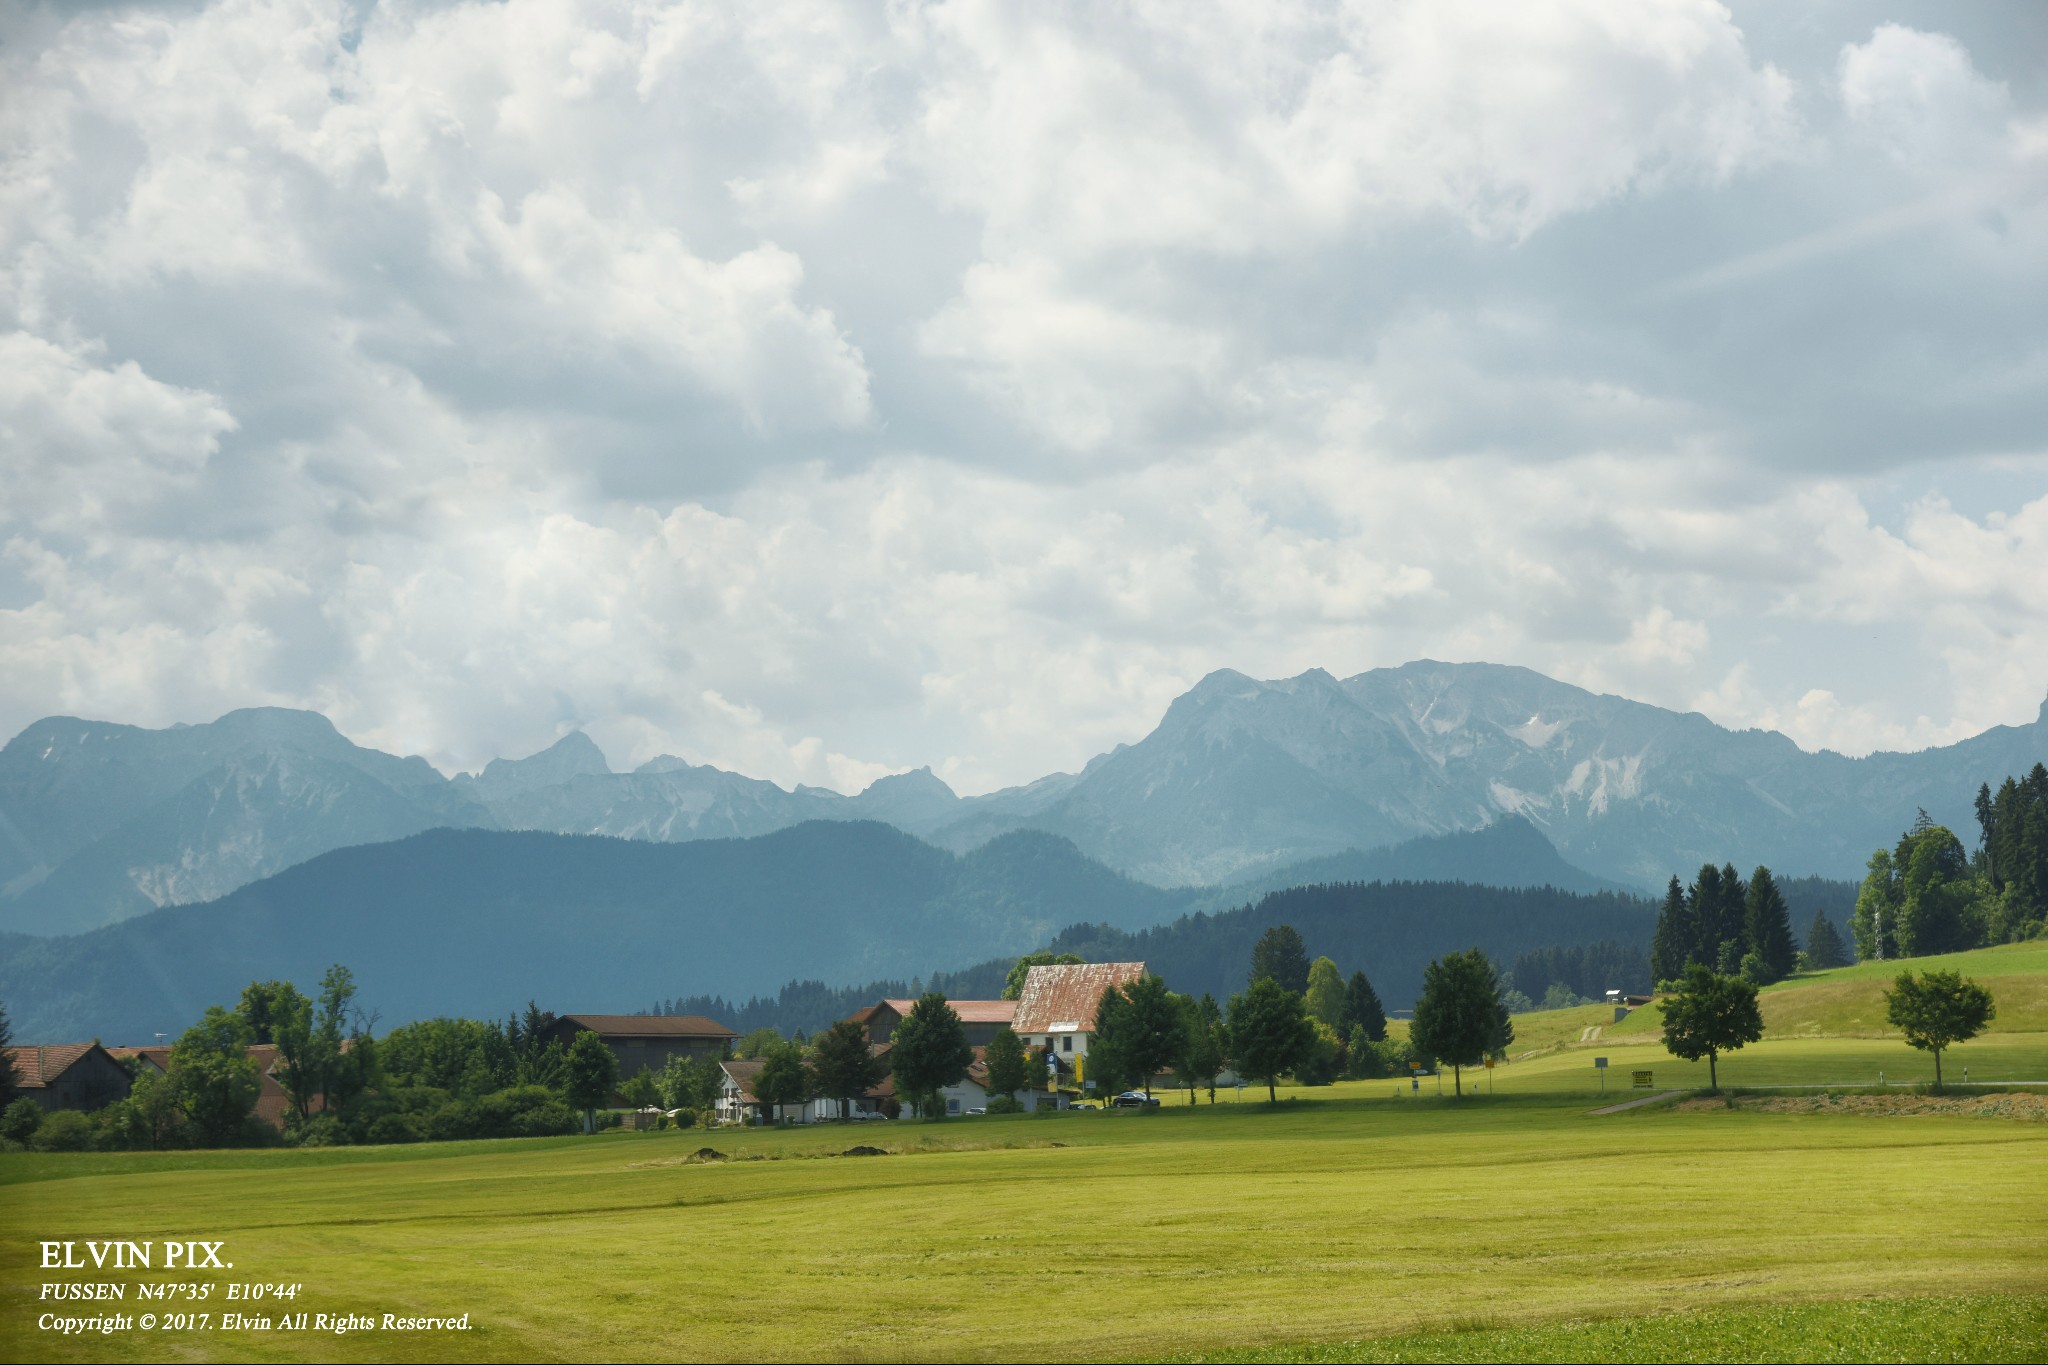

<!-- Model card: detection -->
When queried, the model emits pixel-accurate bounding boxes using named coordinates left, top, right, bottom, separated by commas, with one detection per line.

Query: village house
left=849, top=997, right=1017, bottom=1047
left=110, top=1044, right=301, bottom=1130
left=4, top=1043, right=132, bottom=1114
left=1011, top=961, right=1148, bottom=1095
left=544, top=1013, right=737, bottom=1084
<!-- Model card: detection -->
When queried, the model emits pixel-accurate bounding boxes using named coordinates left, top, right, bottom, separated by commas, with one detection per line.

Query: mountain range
left=0, top=814, right=1654, bottom=1040
left=3, top=660, right=2041, bottom=937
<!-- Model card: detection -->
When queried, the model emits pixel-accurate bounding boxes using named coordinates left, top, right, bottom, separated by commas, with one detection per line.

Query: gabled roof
left=719, top=1058, right=765, bottom=1104
left=879, top=999, right=1017, bottom=1026
left=558, top=1014, right=737, bottom=1039
left=3, top=1043, right=106, bottom=1089
left=1012, top=962, right=1147, bottom=1035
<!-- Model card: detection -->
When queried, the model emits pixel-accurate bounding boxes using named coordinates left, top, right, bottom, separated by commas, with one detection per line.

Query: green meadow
left=3, top=947, right=2046, bottom=1364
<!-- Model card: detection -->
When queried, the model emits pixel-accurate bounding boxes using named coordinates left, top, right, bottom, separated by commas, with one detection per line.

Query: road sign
left=1593, top=1056, right=1608, bottom=1069
left=1482, top=1058, right=1495, bottom=1069
left=1632, top=1071, right=1654, bottom=1089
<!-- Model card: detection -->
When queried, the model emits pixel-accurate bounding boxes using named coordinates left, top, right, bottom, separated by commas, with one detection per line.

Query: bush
left=291, top=1115, right=347, bottom=1148
left=985, top=1095, right=1023, bottom=1115
left=31, top=1109, right=93, bottom=1152
left=668, top=1108, right=698, bottom=1130
left=511, top=1101, right=578, bottom=1137
left=1289, top=1022, right=1344, bottom=1086
left=2, top=1097, right=44, bottom=1144
left=367, top=1112, right=426, bottom=1144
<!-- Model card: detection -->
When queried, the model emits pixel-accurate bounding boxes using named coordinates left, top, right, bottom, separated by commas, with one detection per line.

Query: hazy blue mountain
left=451, top=731, right=612, bottom=803
left=5, top=661, right=2040, bottom=933
left=0, top=821, right=1204, bottom=1041
left=1193, top=815, right=1633, bottom=913
left=0, top=709, right=488, bottom=934
left=934, top=662, right=2048, bottom=888
left=1048, top=880, right=1658, bottom=1011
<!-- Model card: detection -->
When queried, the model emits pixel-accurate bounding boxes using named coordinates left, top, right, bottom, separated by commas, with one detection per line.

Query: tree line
left=1853, top=766, right=2048, bottom=960
left=1650, top=863, right=1823, bottom=987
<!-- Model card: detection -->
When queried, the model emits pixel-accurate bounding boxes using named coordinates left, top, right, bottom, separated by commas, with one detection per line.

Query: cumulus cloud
left=0, top=1, right=2044, bottom=790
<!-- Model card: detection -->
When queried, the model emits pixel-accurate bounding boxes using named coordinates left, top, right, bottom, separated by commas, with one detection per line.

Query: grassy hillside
left=1497, top=945, right=2048, bottom=1052
left=4, top=1076, right=2045, bottom=1364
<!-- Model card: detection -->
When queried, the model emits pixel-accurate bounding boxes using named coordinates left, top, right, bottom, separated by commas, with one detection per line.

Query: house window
left=1061, top=1036, right=1073, bottom=1053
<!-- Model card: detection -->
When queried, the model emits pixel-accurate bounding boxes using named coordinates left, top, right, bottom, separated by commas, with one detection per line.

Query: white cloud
left=0, top=0, right=2043, bottom=791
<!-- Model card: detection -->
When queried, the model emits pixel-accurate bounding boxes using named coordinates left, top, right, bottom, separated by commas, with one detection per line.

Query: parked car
left=1069, top=1101, right=1099, bottom=1111
left=846, top=1109, right=885, bottom=1122
left=1111, top=1091, right=1160, bottom=1108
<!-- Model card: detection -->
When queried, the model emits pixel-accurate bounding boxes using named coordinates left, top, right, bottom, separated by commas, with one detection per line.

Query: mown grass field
left=3, top=944, right=2044, bottom=1364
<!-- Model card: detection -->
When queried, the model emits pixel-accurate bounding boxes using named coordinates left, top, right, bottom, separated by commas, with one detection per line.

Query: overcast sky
left=2, top=0, right=2044, bottom=794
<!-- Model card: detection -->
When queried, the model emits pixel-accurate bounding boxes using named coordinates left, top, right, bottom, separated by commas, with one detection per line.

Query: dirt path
left=1588, top=1090, right=1682, bottom=1115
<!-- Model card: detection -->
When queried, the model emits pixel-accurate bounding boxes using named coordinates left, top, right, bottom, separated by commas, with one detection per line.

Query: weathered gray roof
left=1011, top=962, right=1147, bottom=1035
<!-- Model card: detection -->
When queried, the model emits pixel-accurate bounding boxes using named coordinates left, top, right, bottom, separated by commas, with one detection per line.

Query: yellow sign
left=1482, top=1058, right=1495, bottom=1070
left=1632, top=1071, right=1654, bottom=1089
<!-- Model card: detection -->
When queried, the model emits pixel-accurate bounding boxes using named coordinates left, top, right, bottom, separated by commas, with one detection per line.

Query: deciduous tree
left=1304, top=957, right=1346, bottom=1030
left=563, top=1029, right=619, bottom=1130
left=1226, top=978, right=1315, bottom=1103
left=1172, top=993, right=1226, bottom=1104
left=810, top=1018, right=887, bottom=1118
left=1883, top=970, right=1994, bottom=1090
left=981, top=1027, right=1031, bottom=1106
left=1409, top=948, right=1514, bottom=1098
left=889, top=993, right=973, bottom=1118
left=170, top=1007, right=261, bottom=1146
left=1091, top=974, right=1182, bottom=1100
left=754, top=1041, right=810, bottom=1124
left=1660, top=965, right=1763, bottom=1092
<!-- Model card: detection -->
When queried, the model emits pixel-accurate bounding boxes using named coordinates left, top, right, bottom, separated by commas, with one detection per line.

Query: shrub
left=292, top=1115, right=347, bottom=1147
left=1, top=1097, right=43, bottom=1144
left=985, top=1095, right=1023, bottom=1115
left=31, top=1109, right=93, bottom=1152
left=367, top=1112, right=426, bottom=1144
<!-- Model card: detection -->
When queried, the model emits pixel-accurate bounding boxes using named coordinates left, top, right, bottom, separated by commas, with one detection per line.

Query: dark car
left=1111, top=1091, right=1160, bottom=1108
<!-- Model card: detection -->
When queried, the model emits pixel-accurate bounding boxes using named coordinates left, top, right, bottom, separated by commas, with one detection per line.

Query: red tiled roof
left=1012, top=962, right=1147, bottom=1035
left=4, top=1043, right=99, bottom=1089
left=880, top=999, right=1017, bottom=1025
left=559, top=1014, right=737, bottom=1039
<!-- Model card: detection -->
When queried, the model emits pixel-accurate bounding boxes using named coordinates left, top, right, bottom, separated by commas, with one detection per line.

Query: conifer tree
left=1802, top=910, right=1849, bottom=970
left=1344, top=971, right=1387, bottom=1042
left=1650, top=876, right=1691, bottom=983
left=1743, top=866, right=1798, bottom=983
left=1248, top=925, right=1311, bottom=995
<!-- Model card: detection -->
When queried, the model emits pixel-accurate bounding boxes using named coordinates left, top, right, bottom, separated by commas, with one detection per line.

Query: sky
left=1, top=0, right=2044, bottom=795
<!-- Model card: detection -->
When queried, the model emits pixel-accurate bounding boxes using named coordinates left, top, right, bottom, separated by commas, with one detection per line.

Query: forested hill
left=0, top=822, right=1197, bottom=1041
left=1047, top=882, right=1660, bottom=1010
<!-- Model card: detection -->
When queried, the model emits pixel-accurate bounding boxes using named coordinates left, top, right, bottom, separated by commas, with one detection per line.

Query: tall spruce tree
left=1344, top=971, right=1387, bottom=1042
left=1651, top=875, right=1691, bottom=983
left=1248, top=925, right=1312, bottom=995
left=1802, top=910, right=1850, bottom=970
left=1743, top=866, right=1798, bottom=984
